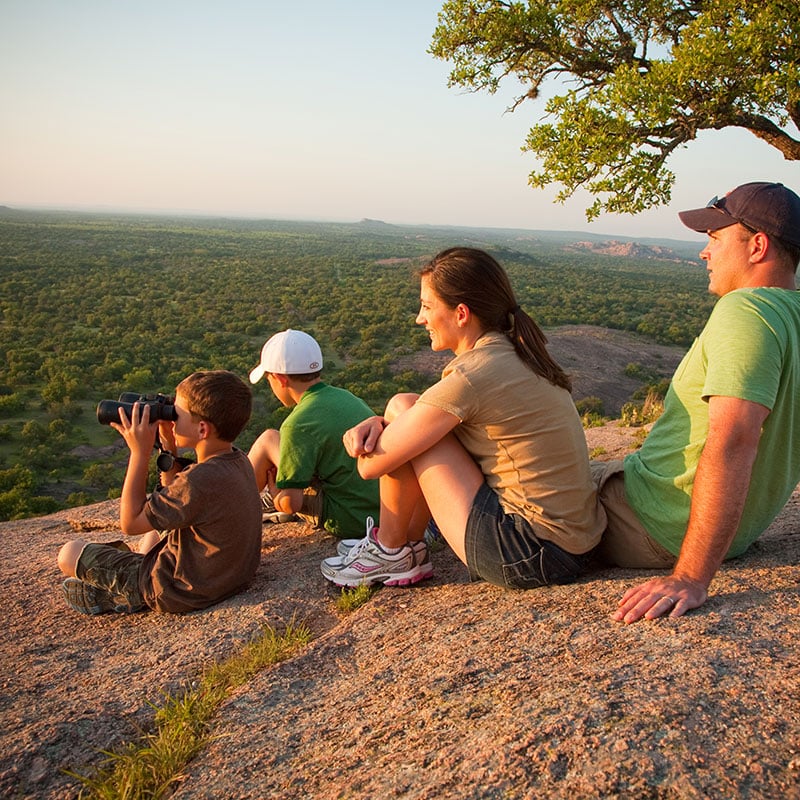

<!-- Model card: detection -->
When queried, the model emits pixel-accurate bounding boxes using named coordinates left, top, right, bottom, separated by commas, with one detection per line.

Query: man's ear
left=750, top=231, right=769, bottom=262
left=273, top=373, right=290, bottom=388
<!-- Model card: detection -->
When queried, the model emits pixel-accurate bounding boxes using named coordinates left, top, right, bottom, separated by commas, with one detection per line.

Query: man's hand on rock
left=612, top=574, right=708, bottom=624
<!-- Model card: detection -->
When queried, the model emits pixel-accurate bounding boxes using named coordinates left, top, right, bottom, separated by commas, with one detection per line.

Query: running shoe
left=321, top=518, right=430, bottom=587
left=335, top=536, right=433, bottom=580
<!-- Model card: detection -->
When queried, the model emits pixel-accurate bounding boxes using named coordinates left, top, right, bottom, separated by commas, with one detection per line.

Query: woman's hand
left=343, top=416, right=385, bottom=457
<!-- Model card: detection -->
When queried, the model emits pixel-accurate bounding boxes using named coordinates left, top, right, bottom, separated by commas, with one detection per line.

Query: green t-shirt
left=276, top=382, right=379, bottom=537
left=624, top=287, right=800, bottom=557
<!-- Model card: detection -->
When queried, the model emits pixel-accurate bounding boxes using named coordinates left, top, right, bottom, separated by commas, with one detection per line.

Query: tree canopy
left=430, top=0, right=800, bottom=220
left=0, top=210, right=711, bottom=519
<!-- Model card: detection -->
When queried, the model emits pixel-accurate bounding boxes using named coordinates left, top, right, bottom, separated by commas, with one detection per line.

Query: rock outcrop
left=3, top=424, right=799, bottom=799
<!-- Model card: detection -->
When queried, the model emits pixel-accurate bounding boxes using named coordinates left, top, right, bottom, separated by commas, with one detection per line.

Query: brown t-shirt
left=417, top=332, right=605, bottom=554
left=139, top=448, right=262, bottom=612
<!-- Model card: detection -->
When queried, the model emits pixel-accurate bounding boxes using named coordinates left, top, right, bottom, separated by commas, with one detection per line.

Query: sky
left=2, top=0, right=798, bottom=242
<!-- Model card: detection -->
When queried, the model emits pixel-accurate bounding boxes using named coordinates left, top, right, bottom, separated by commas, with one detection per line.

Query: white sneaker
left=334, top=536, right=433, bottom=579
left=321, top=518, right=432, bottom=587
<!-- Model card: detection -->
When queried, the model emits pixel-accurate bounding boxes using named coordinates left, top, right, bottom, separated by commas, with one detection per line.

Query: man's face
left=699, top=223, right=754, bottom=297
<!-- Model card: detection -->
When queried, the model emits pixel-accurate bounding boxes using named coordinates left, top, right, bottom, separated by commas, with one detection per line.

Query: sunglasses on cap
left=706, top=195, right=757, bottom=235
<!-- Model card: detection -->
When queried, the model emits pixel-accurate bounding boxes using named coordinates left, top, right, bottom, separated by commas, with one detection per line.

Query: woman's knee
left=385, top=393, right=419, bottom=422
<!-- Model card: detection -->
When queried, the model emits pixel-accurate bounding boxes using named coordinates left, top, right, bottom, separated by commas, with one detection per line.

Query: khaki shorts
left=297, top=484, right=324, bottom=529
left=590, top=460, right=675, bottom=569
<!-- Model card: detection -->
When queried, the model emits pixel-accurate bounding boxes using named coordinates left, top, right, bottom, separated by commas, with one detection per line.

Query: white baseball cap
left=249, top=329, right=323, bottom=383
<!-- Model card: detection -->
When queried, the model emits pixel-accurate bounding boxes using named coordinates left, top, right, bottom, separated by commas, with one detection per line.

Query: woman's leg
left=374, top=391, right=484, bottom=564
left=376, top=432, right=483, bottom=566
left=372, top=393, right=429, bottom=545
left=411, top=434, right=483, bottom=565
left=374, top=461, right=428, bottom=546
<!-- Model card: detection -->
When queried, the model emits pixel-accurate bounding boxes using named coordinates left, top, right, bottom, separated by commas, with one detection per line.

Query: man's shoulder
left=717, top=286, right=800, bottom=311
left=708, top=288, right=800, bottom=337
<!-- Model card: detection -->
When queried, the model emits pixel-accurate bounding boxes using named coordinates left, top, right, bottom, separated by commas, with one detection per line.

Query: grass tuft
left=334, top=583, right=376, bottom=613
left=69, top=619, right=311, bottom=799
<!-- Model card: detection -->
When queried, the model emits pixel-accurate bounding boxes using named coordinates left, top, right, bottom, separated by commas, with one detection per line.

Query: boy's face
left=171, top=391, right=203, bottom=448
left=266, top=372, right=293, bottom=407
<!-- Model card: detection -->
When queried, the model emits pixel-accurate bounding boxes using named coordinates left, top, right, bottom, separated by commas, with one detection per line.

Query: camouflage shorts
left=76, top=541, right=147, bottom=612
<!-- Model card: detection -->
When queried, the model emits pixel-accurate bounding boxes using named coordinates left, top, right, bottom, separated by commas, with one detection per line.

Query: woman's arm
left=355, top=401, right=461, bottom=480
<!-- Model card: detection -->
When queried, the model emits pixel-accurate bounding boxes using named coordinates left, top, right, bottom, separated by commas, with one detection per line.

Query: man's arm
left=614, top=395, right=769, bottom=623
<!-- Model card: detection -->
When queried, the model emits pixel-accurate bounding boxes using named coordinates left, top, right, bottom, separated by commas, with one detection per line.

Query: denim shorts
left=76, top=541, right=147, bottom=612
left=464, top=483, right=590, bottom=589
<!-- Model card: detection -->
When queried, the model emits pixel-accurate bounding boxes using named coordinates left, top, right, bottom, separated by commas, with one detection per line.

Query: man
left=596, top=181, right=800, bottom=623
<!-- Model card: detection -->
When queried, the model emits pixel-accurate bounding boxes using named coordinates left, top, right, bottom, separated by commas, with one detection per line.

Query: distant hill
left=348, top=219, right=702, bottom=261
left=567, top=239, right=693, bottom=263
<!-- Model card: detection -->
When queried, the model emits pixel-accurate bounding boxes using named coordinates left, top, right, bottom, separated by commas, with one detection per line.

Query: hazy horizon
left=1, top=202, right=707, bottom=246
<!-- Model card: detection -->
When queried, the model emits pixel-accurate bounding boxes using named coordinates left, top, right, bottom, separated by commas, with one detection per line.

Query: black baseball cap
left=678, top=182, right=800, bottom=248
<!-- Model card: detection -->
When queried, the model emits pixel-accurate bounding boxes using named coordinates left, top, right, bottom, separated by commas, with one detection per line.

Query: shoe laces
left=339, top=516, right=379, bottom=564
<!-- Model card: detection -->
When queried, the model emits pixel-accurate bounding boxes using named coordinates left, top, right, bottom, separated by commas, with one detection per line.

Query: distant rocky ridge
left=567, top=239, right=692, bottom=262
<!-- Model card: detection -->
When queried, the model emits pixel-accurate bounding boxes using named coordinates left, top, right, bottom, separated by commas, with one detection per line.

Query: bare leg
left=376, top=432, right=483, bottom=566
left=58, top=539, right=88, bottom=577
left=375, top=462, right=428, bottom=548
left=411, top=434, right=483, bottom=565
left=374, top=391, right=484, bottom=563
left=247, top=428, right=281, bottom=492
left=375, top=393, right=431, bottom=545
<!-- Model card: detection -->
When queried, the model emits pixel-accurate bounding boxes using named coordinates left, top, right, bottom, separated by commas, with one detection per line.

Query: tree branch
left=730, top=113, right=800, bottom=159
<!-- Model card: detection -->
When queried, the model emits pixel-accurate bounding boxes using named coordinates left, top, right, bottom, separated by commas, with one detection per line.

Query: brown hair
left=774, top=237, right=800, bottom=272
left=176, top=370, right=252, bottom=442
left=736, top=224, right=800, bottom=273
left=419, top=247, right=571, bottom=391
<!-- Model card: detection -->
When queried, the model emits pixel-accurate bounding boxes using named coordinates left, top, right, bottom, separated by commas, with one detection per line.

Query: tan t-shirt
left=417, top=332, right=605, bottom=554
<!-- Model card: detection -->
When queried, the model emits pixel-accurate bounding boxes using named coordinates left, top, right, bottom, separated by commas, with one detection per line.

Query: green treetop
left=430, top=0, right=800, bottom=220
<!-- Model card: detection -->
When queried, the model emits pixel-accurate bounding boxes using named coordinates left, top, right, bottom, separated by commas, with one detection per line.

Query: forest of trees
left=0, top=209, right=713, bottom=520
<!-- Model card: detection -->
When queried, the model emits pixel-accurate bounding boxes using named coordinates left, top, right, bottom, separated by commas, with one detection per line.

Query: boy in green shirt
left=248, top=329, right=380, bottom=538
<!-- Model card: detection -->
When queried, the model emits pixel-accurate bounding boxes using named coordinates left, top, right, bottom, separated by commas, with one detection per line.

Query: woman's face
left=416, top=275, right=460, bottom=352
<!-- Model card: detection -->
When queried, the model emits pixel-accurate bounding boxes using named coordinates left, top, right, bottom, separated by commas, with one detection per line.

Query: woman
left=321, top=247, right=605, bottom=589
